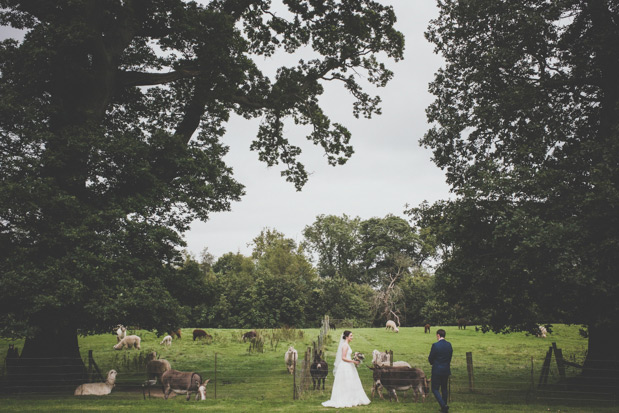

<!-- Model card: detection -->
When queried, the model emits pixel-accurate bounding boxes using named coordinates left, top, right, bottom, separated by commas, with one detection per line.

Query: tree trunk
left=582, top=323, right=619, bottom=388
left=12, top=327, right=87, bottom=393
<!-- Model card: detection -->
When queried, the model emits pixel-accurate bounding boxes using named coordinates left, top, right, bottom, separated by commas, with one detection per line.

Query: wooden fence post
left=530, top=357, right=535, bottom=390
left=88, top=350, right=93, bottom=382
left=214, top=352, right=217, bottom=399
left=298, top=347, right=312, bottom=394
left=538, top=347, right=553, bottom=388
left=552, top=342, right=566, bottom=380
left=389, top=350, right=393, bottom=367
left=466, top=351, right=474, bottom=392
left=527, top=356, right=536, bottom=403
left=293, top=356, right=297, bottom=400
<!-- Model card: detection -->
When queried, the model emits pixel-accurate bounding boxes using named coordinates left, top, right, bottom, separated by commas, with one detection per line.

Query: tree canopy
left=303, top=213, right=427, bottom=287
left=0, top=0, right=404, bottom=384
left=417, top=0, right=619, bottom=377
left=200, top=229, right=317, bottom=328
left=302, top=214, right=361, bottom=281
left=358, top=214, right=425, bottom=286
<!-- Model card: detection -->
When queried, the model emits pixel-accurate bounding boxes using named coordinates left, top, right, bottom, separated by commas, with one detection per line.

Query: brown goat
left=242, top=330, right=257, bottom=342
left=193, top=329, right=211, bottom=341
left=169, top=328, right=182, bottom=339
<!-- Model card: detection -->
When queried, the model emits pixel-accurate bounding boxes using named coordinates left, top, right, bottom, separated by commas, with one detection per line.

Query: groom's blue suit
left=428, top=337, right=453, bottom=411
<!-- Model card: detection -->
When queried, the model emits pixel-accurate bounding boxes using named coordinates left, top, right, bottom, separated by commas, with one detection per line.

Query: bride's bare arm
left=341, top=344, right=359, bottom=364
left=341, top=344, right=350, bottom=361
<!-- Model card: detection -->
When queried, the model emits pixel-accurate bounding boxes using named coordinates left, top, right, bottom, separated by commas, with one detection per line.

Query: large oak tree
left=416, top=0, right=618, bottom=380
left=302, top=214, right=361, bottom=281
left=0, top=0, right=403, bottom=387
left=303, top=214, right=427, bottom=287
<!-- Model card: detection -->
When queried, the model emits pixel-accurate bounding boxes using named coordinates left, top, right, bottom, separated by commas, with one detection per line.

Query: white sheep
left=392, top=361, right=411, bottom=367
left=160, top=335, right=172, bottom=347
left=284, top=346, right=298, bottom=374
left=385, top=320, right=399, bottom=333
left=74, top=370, right=117, bottom=396
left=113, top=335, right=141, bottom=350
left=115, top=325, right=127, bottom=343
left=372, top=350, right=411, bottom=367
left=538, top=325, right=547, bottom=338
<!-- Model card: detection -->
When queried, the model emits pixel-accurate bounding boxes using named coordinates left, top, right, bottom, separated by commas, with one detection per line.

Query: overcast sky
left=1, top=1, right=451, bottom=259
left=186, top=1, right=450, bottom=258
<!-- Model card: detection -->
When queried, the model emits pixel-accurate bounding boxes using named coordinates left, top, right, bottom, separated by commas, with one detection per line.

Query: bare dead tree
left=372, top=255, right=413, bottom=327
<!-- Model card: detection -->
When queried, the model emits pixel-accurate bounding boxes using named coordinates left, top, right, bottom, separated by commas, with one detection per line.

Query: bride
left=322, top=330, right=371, bottom=408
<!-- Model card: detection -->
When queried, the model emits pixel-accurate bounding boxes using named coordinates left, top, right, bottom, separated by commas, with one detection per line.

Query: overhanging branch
left=119, top=67, right=201, bottom=87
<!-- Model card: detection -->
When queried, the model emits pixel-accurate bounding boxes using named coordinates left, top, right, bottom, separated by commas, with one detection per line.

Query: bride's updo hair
left=342, top=330, right=352, bottom=340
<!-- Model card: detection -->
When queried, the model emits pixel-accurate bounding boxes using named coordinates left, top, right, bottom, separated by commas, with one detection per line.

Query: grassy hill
left=0, top=324, right=615, bottom=412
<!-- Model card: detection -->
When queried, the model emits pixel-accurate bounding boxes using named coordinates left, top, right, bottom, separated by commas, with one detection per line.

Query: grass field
left=0, top=324, right=616, bottom=412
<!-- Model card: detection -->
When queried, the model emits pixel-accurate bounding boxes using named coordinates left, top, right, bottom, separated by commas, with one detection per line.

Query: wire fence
left=1, top=343, right=617, bottom=407
left=1, top=354, right=300, bottom=399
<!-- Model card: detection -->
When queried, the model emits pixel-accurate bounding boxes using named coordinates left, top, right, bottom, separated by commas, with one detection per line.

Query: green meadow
left=0, top=325, right=615, bottom=412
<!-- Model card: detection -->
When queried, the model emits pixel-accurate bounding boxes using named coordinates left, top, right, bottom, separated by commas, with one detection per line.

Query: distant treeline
left=169, top=216, right=457, bottom=329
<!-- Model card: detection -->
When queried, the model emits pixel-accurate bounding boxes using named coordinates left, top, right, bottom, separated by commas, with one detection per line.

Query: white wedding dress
left=322, top=345, right=370, bottom=408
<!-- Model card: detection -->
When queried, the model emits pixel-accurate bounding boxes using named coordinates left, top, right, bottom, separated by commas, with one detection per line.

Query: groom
left=428, top=328, right=453, bottom=413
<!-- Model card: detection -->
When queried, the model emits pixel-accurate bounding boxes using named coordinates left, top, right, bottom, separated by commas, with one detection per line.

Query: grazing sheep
left=458, top=318, right=468, bottom=329
left=160, top=335, right=172, bottom=347
left=424, top=324, right=431, bottom=334
left=385, top=320, right=399, bottom=333
left=115, top=325, right=127, bottom=343
left=74, top=370, right=117, bottom=396
left=537, top=325, right=547, bottom=338
left=193, top=329, right=211, bottom=341
left=284, top=346, right=298, bottom=374
left=113, top=335, right=141, bottom=350
left=242, top=330, right=257, bottom=342
left=310, top=350, right=328, bottom=390
left=161, top=369, right=209, bottom=401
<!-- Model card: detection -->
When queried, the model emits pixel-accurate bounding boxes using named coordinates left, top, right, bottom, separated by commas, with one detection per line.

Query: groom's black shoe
left=441, top=405, right=449, bottom=413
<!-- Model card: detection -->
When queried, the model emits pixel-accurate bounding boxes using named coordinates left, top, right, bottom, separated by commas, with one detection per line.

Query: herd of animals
left=70, top=320, right=549, bottom=402
left=73, top=325, right=213, bottom=399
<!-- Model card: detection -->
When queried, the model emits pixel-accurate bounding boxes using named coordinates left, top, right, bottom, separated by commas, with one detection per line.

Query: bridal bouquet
left=353, top=352, right=365, bottom=367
